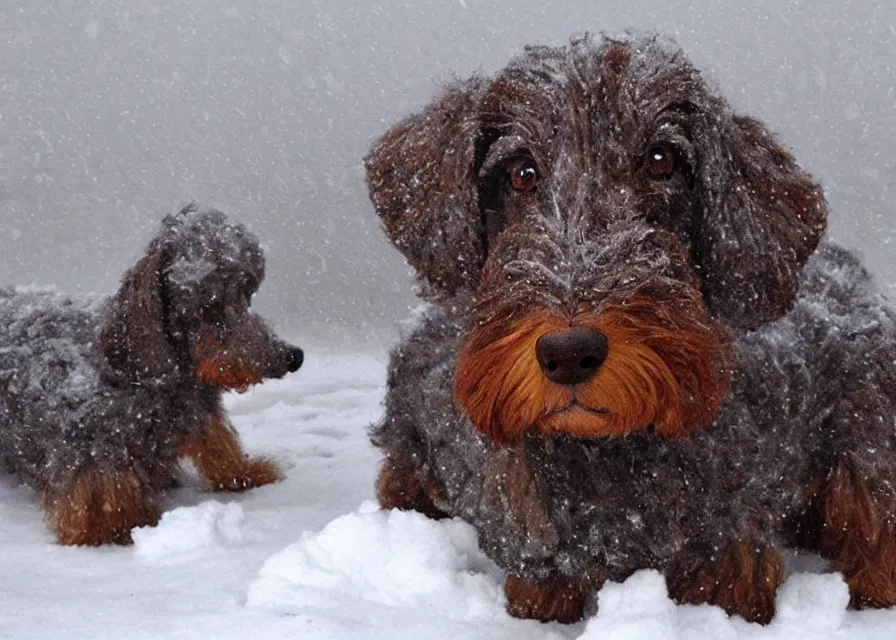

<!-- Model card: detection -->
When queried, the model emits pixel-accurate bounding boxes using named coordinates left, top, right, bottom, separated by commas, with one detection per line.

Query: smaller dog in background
left=0, top=205, right=303, bottom=545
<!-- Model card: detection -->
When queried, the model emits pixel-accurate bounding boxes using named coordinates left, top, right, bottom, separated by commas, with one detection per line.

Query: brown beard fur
left=455, top=294, right=732, bottom=445
left=196, top=357, right=263, bottom=392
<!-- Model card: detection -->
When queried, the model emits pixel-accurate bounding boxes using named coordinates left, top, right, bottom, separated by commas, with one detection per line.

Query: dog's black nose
left=286, top=347, right=304, bottom=372
left=535, top=327, right=608, bottom=386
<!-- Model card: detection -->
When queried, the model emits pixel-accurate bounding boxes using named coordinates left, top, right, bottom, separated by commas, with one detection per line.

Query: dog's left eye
left=645, top=143, right=679, bottom=179
left=201, top=300, right=226, bottom=324
left=508, top=159, right=539, bottom=192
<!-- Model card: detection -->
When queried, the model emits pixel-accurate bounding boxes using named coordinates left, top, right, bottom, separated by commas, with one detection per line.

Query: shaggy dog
left=366, top=34, right=896, bottom=624
left=0, top=205, right=303, bottom=545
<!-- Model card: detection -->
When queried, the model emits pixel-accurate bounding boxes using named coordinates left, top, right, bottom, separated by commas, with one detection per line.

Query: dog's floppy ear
left=365, top=80, right=485, bottom=298
left=100, top=247, right=180, bottom=384
left=695, top=115, right=827, bottom=330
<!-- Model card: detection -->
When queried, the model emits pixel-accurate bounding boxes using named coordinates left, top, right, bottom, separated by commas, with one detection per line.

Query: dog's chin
left=196, top=359, right=263, bottom=393
left=534, top=403, right=645, bottom=439
left=210, top=380, right=255, bottom=395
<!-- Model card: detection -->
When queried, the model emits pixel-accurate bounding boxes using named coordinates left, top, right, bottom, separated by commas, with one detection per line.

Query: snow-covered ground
left=1, top=348, right=895, bottom=639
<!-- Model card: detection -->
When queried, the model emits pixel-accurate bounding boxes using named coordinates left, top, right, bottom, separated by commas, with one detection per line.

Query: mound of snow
left=578, top=570, right=856, bottom=640
left=245, top=503, right=578, bottom=639
left=247, top=500, right=896, bottom=640
left=773, top=573, right=850, bottom=633
left=580, top=570, right=681, bottom=640
left=132, top=500, right=244, bottom=565
left=247, top=501, right=502, bottom=615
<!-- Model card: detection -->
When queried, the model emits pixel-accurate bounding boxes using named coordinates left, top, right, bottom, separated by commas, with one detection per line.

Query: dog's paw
left=669, top=542, right=783, bottom=624
left=207, top=456, right=283, bottom=492
left=504, top=574, right=588, bottom=624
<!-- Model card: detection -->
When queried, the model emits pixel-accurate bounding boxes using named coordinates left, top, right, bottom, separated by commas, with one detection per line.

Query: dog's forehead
left=160, top=210, right=265, bottom=290
left=484, top=37, right=710, bottom=145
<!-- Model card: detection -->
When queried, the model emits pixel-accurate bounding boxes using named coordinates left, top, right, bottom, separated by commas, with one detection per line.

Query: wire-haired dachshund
left=0, top=205, right=303, bottom=545
left=366, top=34, right=896, bottom=624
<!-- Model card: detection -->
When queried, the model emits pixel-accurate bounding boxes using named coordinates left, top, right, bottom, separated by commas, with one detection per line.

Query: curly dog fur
left=0, top=205, right=303, bottom=545
left=366, top=34, right=896, bottom=624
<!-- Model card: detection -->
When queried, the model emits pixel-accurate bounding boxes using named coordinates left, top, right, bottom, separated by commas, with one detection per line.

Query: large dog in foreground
left=0, top=206, right=303, bottom=545
left=366, top=34, right=896, bottom=624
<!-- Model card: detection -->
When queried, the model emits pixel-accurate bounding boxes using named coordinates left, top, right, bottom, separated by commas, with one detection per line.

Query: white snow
left=132, top=501, right=245, bottom=566
left=1, top=347, right=896, bottom=639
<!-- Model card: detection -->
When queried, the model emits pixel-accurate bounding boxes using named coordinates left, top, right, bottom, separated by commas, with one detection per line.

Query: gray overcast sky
left=1, top=0, right=893, bottom=348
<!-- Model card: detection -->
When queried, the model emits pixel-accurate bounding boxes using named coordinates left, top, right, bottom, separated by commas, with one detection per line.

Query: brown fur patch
left=376, top=457, right=449, bottom=520
left=505, top=574, right=590, bottom=624
left=194, top=337, right=263, bottom=392
left=42, top=469, right=161, bottom=546
left=600, top=41, right=632, bottom=98
left=179, top=414, right=282, bottom=491
left=669, top=541, right=783, bottom=624
left=455, top=294, right=731, bottom=445
left=802, top=461, right=896, bottom=608
left=196, top=357, right=262, bottom=392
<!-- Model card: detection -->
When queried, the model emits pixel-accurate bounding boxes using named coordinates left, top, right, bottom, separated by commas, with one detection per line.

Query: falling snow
left=0, top=0, right=893, bottom=638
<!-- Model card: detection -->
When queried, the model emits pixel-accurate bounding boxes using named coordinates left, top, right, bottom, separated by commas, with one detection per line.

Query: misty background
left=1, top=0, right=893, bottom=349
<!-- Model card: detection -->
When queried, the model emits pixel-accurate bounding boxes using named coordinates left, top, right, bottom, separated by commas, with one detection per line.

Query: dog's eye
left=645, top=143, right=678, bottom=179
left=508, top=158, right=539, bottom=192
left=201, top=304, right=225, bottom=325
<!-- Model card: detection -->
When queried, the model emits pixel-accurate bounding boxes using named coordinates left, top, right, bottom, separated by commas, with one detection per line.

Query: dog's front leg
left=179, top=412, right=282, bottom=491
left=477, top=443, right=593, bottom=622
left=375, top=452, right=450, bottom=520
left=666, top=540, right=784, bottom=624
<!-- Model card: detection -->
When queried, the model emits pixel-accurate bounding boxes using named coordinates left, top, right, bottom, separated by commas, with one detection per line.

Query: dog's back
left=0, top=287, right=103, bottom=484
left=738, top=241, right=896, bottom=511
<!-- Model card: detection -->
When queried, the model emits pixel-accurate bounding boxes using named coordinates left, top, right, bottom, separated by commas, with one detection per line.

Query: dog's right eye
left=201, top=300, right=226, bottom=325
left=645, top=143, right=679, bottom=179
left=508, top=159, right=539, bottom=192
